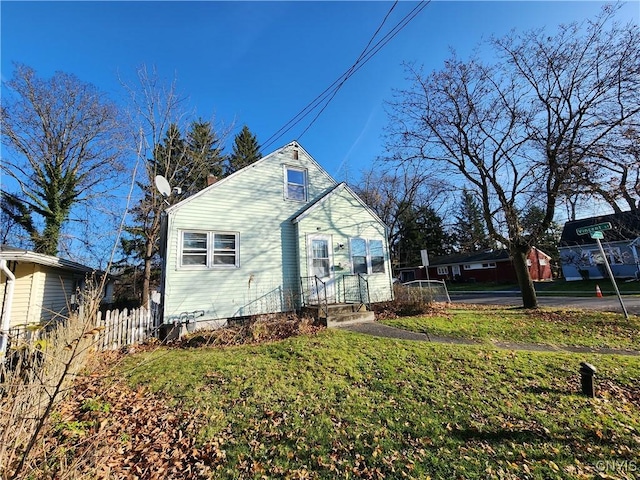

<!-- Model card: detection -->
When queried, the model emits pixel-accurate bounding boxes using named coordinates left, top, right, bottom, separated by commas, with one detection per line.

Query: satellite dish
left=155, top=175, right=172, bottom=197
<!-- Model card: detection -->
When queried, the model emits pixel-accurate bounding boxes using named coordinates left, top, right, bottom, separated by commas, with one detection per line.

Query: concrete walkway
left=340, top=321, right=640, bottom=356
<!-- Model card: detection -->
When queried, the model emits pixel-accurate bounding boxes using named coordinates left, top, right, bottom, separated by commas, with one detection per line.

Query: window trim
left=437, top=266, right=448, bottom=275
left=588, top=247, right=623, bottom=266
left=284, top=166, right=308, bottom=202
left=349, top=237, right=386, bottom=275
left=179, top=230, right=240, bottom=269
left=463, top=262, right=496, bottom=270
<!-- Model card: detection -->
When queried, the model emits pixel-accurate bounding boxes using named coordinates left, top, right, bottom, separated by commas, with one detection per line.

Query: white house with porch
left=159, top=141, right=393, bottom=332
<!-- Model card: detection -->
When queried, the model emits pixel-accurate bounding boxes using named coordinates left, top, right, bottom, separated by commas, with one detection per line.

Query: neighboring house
left=159, top=141, right=394, bottom=328
left=0, top=246, right=114, bottom=329
left=559, top=211, right=640, bottom=281
left=396, top=248, right=553, bottom=284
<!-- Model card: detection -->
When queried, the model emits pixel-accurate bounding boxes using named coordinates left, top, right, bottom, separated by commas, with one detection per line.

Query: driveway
left=450, top=293, right=640, bottom=316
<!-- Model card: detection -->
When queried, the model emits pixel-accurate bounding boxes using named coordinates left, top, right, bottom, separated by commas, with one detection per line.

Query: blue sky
left=1, top=1, right=639, bottom=263
left=4, top=1, right=638, bottom=183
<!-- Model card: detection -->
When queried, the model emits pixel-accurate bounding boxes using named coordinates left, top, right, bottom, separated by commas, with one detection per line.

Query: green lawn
left=381, top=306, right=640, bottom=350
left=118, top=323, right=640, bottom=479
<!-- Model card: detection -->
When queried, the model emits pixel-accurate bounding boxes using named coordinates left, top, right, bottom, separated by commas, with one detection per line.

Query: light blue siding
left=559, top=242, right=640, bottom=281
left=163, top=143, right=336, bottom=323
left=295, top=185, right=393, bottom=304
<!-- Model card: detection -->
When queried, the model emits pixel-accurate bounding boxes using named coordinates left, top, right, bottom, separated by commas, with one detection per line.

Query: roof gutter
left=0, top=259, right=16, bottom=360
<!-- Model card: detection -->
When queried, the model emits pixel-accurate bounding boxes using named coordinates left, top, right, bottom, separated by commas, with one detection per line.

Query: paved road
left=451, top=292, right=640, bottom=316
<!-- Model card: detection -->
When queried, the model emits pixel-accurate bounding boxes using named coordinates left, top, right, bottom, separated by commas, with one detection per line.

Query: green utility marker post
left=576, top=222, right=629, bottom=320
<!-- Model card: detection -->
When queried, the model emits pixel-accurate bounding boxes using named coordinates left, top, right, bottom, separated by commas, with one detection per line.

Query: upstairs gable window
left=285, top=167, right=307, bottom=201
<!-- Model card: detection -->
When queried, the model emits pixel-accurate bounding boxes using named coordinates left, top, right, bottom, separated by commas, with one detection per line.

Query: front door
left=308, top=235, right=335, bottom=303
left=452, top=265, right=461, bottom=279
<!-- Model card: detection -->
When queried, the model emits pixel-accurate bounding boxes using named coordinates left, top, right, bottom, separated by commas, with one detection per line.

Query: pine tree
left=185, top=120, right=225, bottom=192
left=396, top=203, right=452, bottom=266
left=226, top=125, right=261, bottom=175
left=453, top=190, right=493, bottom=252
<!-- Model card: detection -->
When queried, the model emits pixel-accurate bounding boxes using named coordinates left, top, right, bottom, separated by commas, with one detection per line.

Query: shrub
left=372, top=284, right=442, bottom=319
left=180, top=312, right=321, bottom=348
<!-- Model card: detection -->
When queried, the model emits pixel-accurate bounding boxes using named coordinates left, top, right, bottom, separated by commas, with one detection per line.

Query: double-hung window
left=351, top=238, right=368, bottom=274
left=370, top=240, right=385, bottom=273
left=589, top=247, right=623, bottom=265
left=350, top=238, right=386, bottom=274
left=285, top=167, right=307, bottom=201
left=180, top=231, right=239, bottom=268
left=182, top=232, right=208, bottom=266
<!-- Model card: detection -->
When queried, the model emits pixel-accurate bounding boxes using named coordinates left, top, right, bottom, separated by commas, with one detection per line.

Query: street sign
left=420, top=249, right=429, bottom=267
left=576, top=222, right=612, bottom=236
left=590, top=231, right=604, bottom=240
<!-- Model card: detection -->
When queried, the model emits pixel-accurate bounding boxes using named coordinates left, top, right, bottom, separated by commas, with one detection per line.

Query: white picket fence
left=96, top=306, right=157, bottom=351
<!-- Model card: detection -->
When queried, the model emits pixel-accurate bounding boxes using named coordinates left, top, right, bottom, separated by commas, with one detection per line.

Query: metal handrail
left=340, top=274, right=370, bottom=311
left=300, top=276, right=328, bottom=318
left=358, top=274, right=370, bottom=310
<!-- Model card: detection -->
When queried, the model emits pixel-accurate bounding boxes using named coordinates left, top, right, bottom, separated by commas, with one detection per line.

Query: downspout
left=158, top=211, right=170, bottom=328
left=0, top=259, right=16, bottom=360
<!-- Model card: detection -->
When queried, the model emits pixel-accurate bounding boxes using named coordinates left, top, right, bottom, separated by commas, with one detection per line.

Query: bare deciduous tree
left=353, top=161, right=452, bottom=268
left=1, top=64, right=125, bottom=256
left=121, top=66, right=229, bottom=307
left=386, top=6, right=640, bottom=307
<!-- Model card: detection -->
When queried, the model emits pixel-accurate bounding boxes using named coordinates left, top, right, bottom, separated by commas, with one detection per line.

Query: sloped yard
left=31, top=308, right=640, bottom=479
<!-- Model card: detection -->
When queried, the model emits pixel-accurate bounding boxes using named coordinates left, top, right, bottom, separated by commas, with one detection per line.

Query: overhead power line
left=261, top=1, right=430, bottom=152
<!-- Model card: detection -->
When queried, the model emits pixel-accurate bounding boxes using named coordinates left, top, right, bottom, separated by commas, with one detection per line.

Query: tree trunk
left=142, top=238, right=154, bottom=309
left=511, top=246, right=538, bottom=309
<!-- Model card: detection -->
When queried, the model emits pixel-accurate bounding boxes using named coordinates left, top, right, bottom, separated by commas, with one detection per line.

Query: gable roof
left=0, top=245, right=95, bottom=274
left=560, top=210, right=640, bottom=246
left=165, top=141, right=336, bottom=214
left=292, top=182, right=386, bottom=228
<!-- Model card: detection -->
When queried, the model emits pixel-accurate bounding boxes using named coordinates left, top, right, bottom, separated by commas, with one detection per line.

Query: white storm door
left=452, top=265, right=461, bottom=277
left=308, top=235, right=335, bottom=303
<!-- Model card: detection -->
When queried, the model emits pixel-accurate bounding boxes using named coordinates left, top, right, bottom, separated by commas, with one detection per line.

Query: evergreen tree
left=119, top=123, right=223, bottom=305
left=396, top=203, right=452, bottom=267
left=453, top=189, right=494, bottom=252
left=226, top=125, right=261, bottom=175
left=118, top=125, right=186, bottom=304
left=185, top=120, right=225, bottom=192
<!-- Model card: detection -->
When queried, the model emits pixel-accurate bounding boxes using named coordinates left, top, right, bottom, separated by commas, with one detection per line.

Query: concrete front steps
left=302, top=303, right=374, bottom=327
